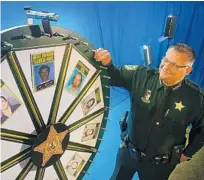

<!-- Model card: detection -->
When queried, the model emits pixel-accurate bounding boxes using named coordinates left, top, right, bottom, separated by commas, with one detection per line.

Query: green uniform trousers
left=111, top=147, right=177, bottom=180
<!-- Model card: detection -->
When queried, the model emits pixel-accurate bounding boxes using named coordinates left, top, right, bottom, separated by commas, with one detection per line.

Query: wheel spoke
left=59, top=70, right=101, bottom=124
left=53, top=160, right=68, bottom=180
left=0, top=128, right=36, bottom=145
left=7, top=51, right=45, bottom=134
left=67, top=141, right=97, bottom=153
left=35, top=167, right=45, bottom=180
left=47, top=45, right=72, bottom=125
left=0, top=147, right=32, bottom=173
left=16, top=159, right=34, bottom=180
left=68, top=107, right=106, bottom=133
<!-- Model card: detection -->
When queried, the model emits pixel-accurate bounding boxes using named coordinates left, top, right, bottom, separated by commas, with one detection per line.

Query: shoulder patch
left=124, top=65, right=138, bottom=71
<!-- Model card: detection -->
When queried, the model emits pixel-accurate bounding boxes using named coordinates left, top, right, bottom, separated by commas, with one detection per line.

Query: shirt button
left=156, top=122, right=160, bottom=125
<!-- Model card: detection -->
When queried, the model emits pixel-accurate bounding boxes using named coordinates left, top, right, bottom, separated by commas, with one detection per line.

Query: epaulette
left=185, top=78, right=200, bottom=92
left=185, top=79, right=204, bottom=106
left=145, top=66, right=157, bottom=74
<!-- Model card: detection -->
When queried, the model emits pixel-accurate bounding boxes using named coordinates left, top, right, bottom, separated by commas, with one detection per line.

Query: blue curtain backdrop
left=1, top=1, right=204, bottom=180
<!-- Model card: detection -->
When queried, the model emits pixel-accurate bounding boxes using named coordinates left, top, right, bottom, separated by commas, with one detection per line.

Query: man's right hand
left=94, top=48, right=112, bottom=66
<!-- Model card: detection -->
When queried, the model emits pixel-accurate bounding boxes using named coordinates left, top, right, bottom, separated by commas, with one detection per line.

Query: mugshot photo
left=65, top=152, right=85, bottom=177
left=81, top=123, right=100, bottom=142
left=65, top=60, right=90, bottom=96
left=81, top=87, right=101, bottom=116
left=66, top=69, right=86, bottom=96
left=33, top=62, right=55, bottom=92
left=0, top=81, right=21, bottom=124
left=31, top=51, right=55, bottom=92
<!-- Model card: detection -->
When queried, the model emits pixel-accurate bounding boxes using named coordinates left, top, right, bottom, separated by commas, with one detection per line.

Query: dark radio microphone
left=120, top=111, right=129, bottom=132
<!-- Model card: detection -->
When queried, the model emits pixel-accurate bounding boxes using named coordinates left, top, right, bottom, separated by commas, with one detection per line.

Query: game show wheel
left=0, top=25, right=110, bottom=180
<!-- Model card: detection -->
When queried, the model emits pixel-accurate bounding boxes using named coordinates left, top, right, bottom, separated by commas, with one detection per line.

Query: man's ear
left=185, top=66, right=192, bottom=75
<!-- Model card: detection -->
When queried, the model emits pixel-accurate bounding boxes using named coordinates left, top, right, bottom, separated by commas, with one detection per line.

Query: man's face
left=87, top=99, right=95, bottom=108
left=40, top=68, right=49, bottom=82
left=85, top=129, right=94, bottom=136
left=73, top=73, right=82, bottom=88
left=159, top=49, right=192, bottom=85
left=0, top=98, right=9, bottom=111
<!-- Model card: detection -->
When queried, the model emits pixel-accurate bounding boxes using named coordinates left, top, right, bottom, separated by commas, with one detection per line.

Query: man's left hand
left=180, top=153, right=187, bottom=162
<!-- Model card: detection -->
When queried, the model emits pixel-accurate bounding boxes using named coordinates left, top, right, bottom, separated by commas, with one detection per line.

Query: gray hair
left=168, top=43, right=196, bottom=64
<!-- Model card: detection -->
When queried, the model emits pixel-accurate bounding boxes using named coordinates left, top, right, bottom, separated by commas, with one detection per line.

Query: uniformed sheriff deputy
left=94, top=43, right=204, bottom=180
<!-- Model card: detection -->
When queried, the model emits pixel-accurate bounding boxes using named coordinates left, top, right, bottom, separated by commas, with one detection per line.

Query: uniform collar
left=156, top=78, right=164, bottom=90
left=156, top=76, right=184, bottom=91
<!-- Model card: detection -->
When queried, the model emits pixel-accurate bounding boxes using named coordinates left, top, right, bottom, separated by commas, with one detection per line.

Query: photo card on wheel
left=31, top=50, right=55, bottom=92
left=65, top=60, right=90, bottom=96
left=0, top=79, right=22, bottom=124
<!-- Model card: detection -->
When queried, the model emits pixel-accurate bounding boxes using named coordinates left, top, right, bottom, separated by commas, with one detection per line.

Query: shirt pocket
left=132, top=97, right=153, bottom=124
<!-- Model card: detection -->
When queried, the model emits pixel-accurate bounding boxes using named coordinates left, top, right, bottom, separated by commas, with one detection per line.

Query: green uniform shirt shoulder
left=138, top=66, right=158, bottom=76
left=185, top=79, right=204, bottom=102
left=185, top=79, right=201, bottom=92
left=201, top=89, right=204, bottom=96
left=123, top=65, right=157, bottom=73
